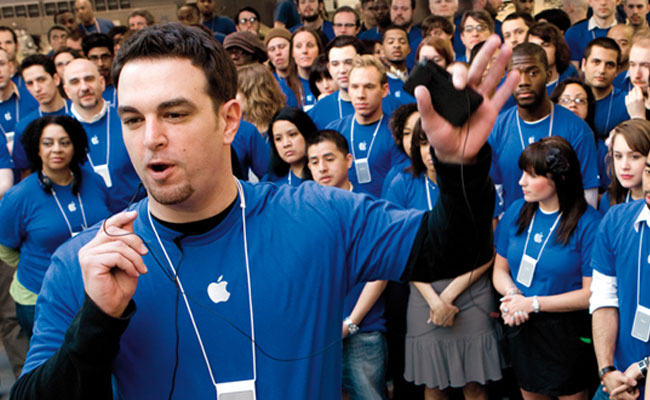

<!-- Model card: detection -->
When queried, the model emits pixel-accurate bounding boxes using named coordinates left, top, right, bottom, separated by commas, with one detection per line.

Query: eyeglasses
left=559, top=96, right=588, bottom=106
left=239, top=17, right=258, bottom=24
left=88, top=54, right=113, bottom=62
left=463, top=24, right=488, bottom=33
left=333, top=23, right=356, bottom=28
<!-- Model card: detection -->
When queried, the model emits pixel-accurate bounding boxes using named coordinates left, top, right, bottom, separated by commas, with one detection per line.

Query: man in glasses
left=333, top=6, right=361, bottom=37
left=81, top=34, right=116, bottom=106
left=458, top=10, right=494, bottom=62
left=235, top=6, right=261, bottom=37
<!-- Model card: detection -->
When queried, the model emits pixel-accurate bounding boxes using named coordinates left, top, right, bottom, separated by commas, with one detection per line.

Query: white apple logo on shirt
left=207, top=275, right=230, bottom=304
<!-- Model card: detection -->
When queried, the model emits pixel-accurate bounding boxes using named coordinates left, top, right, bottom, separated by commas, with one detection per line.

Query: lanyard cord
left=424, top=175, right=435, bottom=211
left=516, top=105, right=554, bottom=150
left=350, top=115, right=383, bottom=160
left=522, top=210, right=562, bottom=262
left=86, top=113, right=110, bottom=168
left=51, top=187, right=88, bottom=237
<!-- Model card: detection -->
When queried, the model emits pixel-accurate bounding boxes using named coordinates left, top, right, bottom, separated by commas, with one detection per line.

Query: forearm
left=593, top=307, right=619, bottom=369
left=441, top=257, right=493, bottom=302
left=10, top=294, right=134, bottom=399
left=492, top=254, right=517, bottom=296
left=403, top=144, right=495, bottom=282
left=413, top=281, right=442, bottom=309
left=348, top=281, right=387, bottom=325
left=536, top=287, right=591, bottom=313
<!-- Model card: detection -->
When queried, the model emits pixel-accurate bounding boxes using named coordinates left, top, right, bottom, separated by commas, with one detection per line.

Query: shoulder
left=501, top=198, right=526, bottom=225
left=325, top=114, right=353, bottom=132
left=600, top=200, right=644, bottom=233
left=566, top=20, right=588, bottom=35
left=579, top=206, right=602, bottom=230
left=553, top=104, right=593, bottom=133
left=3, top=173, right=41, bottom=201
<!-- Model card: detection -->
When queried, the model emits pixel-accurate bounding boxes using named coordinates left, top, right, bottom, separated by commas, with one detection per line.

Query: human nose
left=518, top=173, right=527, bottom=187
left=143, top=118, right=167, bottom=150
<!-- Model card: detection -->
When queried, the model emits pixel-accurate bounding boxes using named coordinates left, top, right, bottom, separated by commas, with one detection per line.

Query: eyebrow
left=118, top=97, right=196, bottom=116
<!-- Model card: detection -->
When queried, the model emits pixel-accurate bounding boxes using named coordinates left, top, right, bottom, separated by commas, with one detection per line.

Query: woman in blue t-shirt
left=291, top=27, right=323, bottom=111
left=0, top=116, right=110, bottom=337
left=493, top=136, right=601, bottom=399
left=600, top=119, right=650, bottom=215
left=263, top=107, right=317, bottom=186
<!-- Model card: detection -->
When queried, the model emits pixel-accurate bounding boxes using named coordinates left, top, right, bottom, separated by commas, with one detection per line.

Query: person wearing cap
left=223, top=31, right=268, bottom=67
left=266, top=28, right=301, bottom=108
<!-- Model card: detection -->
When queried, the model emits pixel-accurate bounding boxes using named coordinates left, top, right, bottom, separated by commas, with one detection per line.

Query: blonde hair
left=237, top=63, right=286, bottom=131
left=349, top=54, right=388, bottom=86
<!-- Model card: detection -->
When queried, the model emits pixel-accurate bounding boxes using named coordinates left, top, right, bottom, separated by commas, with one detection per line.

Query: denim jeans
left=342, top=330, right=388, bottom=400
left=15, top=303, right=35, bottom=338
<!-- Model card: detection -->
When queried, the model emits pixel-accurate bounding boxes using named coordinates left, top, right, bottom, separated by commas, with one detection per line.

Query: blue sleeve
left=578, top=210, right=601, bottom=277
left=571, top=123, right=600, bottom=190
left=590, top=211, right=617, bottom=277
left=564, top=26, right=583, bottom=61
left=0, top=133, right=13, bottom=169
left=274, top=1, right=291, bottom=23
left=0, top=187, right=25, bottom=249
left=495, top=200, right=520, bottom=257
left=382, top=172, right=407, bottom=206
left=12, top=119, right=29, bottom=169
left=599, top=192, right=610, bottom=216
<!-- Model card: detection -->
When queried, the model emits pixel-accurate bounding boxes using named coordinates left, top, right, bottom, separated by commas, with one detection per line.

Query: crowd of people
left=0, top=0, right=648, bottom=399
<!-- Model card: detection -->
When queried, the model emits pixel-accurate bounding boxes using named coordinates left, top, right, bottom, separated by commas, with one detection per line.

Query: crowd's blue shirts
left=599, top=191, right=637, bottom=217
left=103, top=84, right=117, bottom=106
left=232, top=120, right=270, bottom=180
left=546, top=64, right=580, bottom=95
left=0, top=86, right=38, bottom=143
left=290, top=20, right=335, bottom=41
left=326, top=114, right=409, bottom=197
left=488, top=104, right=600, bottom=211
left=308, top=90, right=406, bottom=130
left=381, top=160, right=411, bottom=198
left=565, top=18, right=612, bottom=61
left=68, top=104, right=143, bottom=213
left=453, top=16, right=502, bottom=64
left=12, top=102, right=70, bottom=170
left=358, top=26, right=380, bottom=40
left=11, top=74, right=38, bottom=114
left=202, top=16, right=236, bottom=35
left=0, top=131, right=13, bottom=170
left=613, top=70, right=632, bottom=92
left=383, top=169, right=439, bottom=212
left=387, top=75, right=416, bottom=104
left=0, top=168, right=110, bottom=295
left=496, top=198, right=600, bottom=297
left=272, top=72, right=299, bottom=108
left=274, top=0, right=301, bottom=29
left=77, top=18, right=114, bottom=34
left=299, top=77, right=317, bottom=111
left=23, top=181, right=424, bottom=399
left=357, top=26, right=422, bottom=70
left=262, top=169, right=304, bottom=186
left=591, top=200, right=650, bottom=372
left=593, top=87, right=630, bottom=140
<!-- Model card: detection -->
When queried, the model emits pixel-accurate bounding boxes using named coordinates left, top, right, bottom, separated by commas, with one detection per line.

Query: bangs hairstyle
left=407, top=119, right=431, bottom=177
left=21, top=115, right=89, bottom=194
left=112, top=23, right=237, bottom=114
left=268, top=107, right=318, bottom=179
left=516, top=136, right=586, bottom=245
left=526, top=22, right=571, bottom=74
left=607, top=119, right=650, bottom=206
left=389, top=102, right=418, bottom=154
left=237, top=63, right=286, bottom=131
left=416, top=36, right=455, bottom=67
left=308, top=54, right=332, bottom=98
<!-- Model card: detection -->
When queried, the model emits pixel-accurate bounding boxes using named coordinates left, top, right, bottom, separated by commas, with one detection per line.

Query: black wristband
left=599, top=365, right=617, bottom=380
left=638, top=357, right=648, bottom=378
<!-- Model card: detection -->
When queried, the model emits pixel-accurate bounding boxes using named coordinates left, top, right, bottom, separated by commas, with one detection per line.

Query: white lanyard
left=82, top=20, right=101, bottom=34
left=516, top=105, right=554, bottom=150
left=522, top=210, right=562, bottom=262
left=288, top=172, right=292, bottom=186
left=39, top=102, right=68, bottom=117
left=637, top=223, right=650, bottom=307
left=51, top=187, right=88, bottom=237
left=85, top=113, right=110, bottom=169
left=350, top=115, right=383, bottom=160
left=148, top=178, right=257, bottom=396
left=0, top=96, right=19, bottom=136
left=337, top=92, right=343, bottom=119
left=424, top=175, right=435, bottom=211
left=627, top=191, right=632, bottom=203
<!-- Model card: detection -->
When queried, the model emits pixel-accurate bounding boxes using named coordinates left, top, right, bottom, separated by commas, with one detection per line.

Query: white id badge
left=632, top=305, right=650, bottom=342
left=216, top=379, right=256, bottom=400
left=5, top=131, right=13, bottom=155
left=354, top=158, right=372, bottom=184
left=516, top=254, right=537, bottom=287
left=93, top=164, right=113, bottom=188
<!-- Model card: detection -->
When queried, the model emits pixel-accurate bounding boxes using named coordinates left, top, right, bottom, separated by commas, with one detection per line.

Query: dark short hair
left=526, top=22, right=571, bottom=74
left=53, top=10, right=74, bottom=25
left=0, top=26, right=17, bottom=44
left=421, top=15, right=454, bottom=37
left=503, top=11, right=535, bottom=26
left=389, top=102, right=418, bottom=154
left=53, top=46, right=83, bottom=61
left=390, top=0, right=416, bottom=9
left=235, top=6, right=261, bottom=23
left=535, top=9, right=571, bottom=33
left=21, top=115, right=89, bottom=185
left=381, top=24, right=408, bottom=42
left=549, top=77, right=596, bottom=132
left=309, top=54, right=332, bottom=98
left=584, top=37, right=621, bottom=65
left=19, top=54, right=56, bottom=78
left=47, top=25, right=68, bottom=41
left=107, top=25, right=129, bottom=42
left=460, top=10, right=494, bottom=32
left=333, top=6, right=361, bottom=27
left=81, top=33, right=114, bottom=56
left=325, top=35, right=366, bottom=58
left=128, top=9, right=155, bottom=26
left=268, top=107, right=318, bottom=178
left=512, top=41, right=549, bottom=71
left=306, top=129, right=350, bottom=156
left=112, top=23, right=237, bottom=114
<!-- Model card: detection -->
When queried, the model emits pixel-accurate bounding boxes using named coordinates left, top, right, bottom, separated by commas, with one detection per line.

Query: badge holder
left=216, top=379, right=256, bottom=400
left=93, top=164, right=113, bottom=188
left=516, top=254, right=537, bottom=288
left=632, top=305, right=650, bottom=342
left=354, top=158, right=372, bottom=184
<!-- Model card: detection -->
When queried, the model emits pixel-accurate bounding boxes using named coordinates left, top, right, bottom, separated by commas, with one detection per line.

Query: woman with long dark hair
left=493, top=136, right=600, bottom=400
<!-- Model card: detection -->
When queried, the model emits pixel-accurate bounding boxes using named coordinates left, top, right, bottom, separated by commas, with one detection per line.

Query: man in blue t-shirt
left=291, top=0, right=335, bottom=41
left=590, top=150, right=650, bottom=399
left=325, top=55, right=408, bottom=197
left=73, top=0, right=114, bottom=34
left=565, top=0, right=618, bottom=65
left=624, top=34, right=650, bottom=120
left=10, top=25, right=515, bottom=399
left=197, top=0, right=236, bottom=36
left=274, top=0, right=301, bottom=30
left=0, top=27, right=38, bottom=117
left=81, top=34, right=116, bottom=106
left=333, top=6, right=362, bottom=37
left=382, top=26, right=416, bottom=103
left=488, top=42, right=599, bottom=213
left=306, top=129, right=389, bottom=398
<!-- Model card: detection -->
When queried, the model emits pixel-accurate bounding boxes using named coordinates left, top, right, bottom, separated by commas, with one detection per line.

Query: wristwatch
left=532, top=296, right=540, bottom=313
left=344, top=317, right=359, bottom=335
left=599, top=365, right=617, bottom=380
left=639, top=357, right=649, bottom=378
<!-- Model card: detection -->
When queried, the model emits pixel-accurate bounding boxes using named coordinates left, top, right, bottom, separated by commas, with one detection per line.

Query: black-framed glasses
left=463, top=24, right=488, bottom=33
